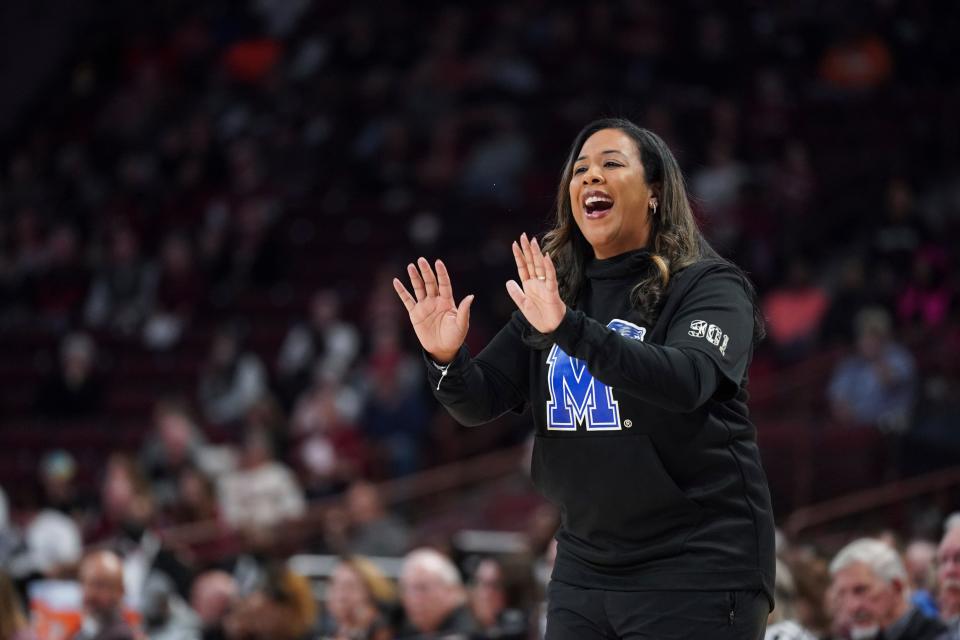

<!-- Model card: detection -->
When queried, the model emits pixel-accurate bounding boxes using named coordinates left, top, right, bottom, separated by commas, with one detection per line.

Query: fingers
left=519, top=233, right=546, bottom=281
left=519, top=233, right=539, bottom=281
left=544, top=251, right=558, bottom=289
left=505, top=279, right=527, bottom=310
left=512, top=241, right=531, bottom=281
left=435, top=259, right=454, bottom=301
left=393, top=278, right=417, bottom=312
left=417, top=257, right=439, bottom=298
left=455, top=294, right=475, bottom=335
left=407, top=263, right=426, bottom=301
left=530, top=237, right=547, bottom=281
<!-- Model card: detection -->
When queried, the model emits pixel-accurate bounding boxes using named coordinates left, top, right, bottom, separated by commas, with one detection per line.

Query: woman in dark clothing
left=393, top=118, right=775, bottom=639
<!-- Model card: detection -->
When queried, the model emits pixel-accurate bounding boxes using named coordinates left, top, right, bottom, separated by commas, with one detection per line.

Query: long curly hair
left=541, top=117, right=764, bottom=340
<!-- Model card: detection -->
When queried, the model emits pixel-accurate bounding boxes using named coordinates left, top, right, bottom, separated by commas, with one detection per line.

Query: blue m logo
left=545, top=319, right=645, bottom=431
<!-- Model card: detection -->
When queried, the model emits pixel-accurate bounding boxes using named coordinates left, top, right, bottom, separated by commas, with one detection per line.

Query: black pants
left=546, top=581, right=768, bottom=640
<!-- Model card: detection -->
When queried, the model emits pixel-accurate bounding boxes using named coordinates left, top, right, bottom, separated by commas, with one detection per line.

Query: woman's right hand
left=393, top=257, right=474, bottom=364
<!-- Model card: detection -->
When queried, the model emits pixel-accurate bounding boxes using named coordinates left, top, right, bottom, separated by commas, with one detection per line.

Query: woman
left=0, top=571, right=36, bottom=640
left=321, top=556, right=395, bottom=640
left=468, top=556, right=535, bottom=640
left=393, top=118, right=775, bottom=639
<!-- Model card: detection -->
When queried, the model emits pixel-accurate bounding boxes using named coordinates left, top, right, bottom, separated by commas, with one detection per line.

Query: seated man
left=73, top=550, right=141, bottom=640
left=399, top=548, right=476, bottom=639
left=827, top=538, right=945, bottom=640
left=937, top=522, right=960, bottom=638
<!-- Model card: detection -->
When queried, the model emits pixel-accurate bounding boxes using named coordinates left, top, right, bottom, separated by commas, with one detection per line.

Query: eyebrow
left=575, top=150, right=627, bottom=162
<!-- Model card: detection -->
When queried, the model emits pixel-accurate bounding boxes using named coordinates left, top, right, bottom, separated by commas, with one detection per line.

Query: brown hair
left=0, top=571, right=29, bottom=639
left=339, top=555, right=397, bottom=605
left=542, top=118, right=764, bottom=339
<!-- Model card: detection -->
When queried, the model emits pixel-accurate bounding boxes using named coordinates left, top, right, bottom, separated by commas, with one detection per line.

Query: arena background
left=1, top=1, right=959, bottom=638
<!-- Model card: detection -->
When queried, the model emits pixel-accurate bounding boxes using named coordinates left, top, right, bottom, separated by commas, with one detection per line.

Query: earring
left=651, top=201, right=658, bottom=215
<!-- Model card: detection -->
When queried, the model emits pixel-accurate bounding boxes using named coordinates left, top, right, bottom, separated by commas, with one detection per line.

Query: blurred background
left=1, top=1, right=959, bottom=639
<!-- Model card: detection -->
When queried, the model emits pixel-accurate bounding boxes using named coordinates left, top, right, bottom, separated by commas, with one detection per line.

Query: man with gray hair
left=936, top=521, right=960, bottom=638
left=399, top=548, right=477, bottom=639
left=827, top=538, right=945, bottom=640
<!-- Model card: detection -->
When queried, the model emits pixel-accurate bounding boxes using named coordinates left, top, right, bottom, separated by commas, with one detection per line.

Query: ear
left=649, top=182, right=662, bottom=206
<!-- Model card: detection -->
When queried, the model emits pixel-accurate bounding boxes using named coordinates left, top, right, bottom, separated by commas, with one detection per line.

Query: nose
left=582, top=165, right=604, bottom=184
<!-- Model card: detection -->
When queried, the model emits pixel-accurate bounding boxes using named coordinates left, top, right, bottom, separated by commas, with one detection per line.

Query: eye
left=573, top=166, right=587, bottom=175
left=604, top=161, right=622, bottom=168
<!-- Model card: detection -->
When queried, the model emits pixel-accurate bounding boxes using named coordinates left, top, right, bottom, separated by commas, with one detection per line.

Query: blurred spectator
left=828, top=308, right=917, bottom=431
left=691, top=138, right=748, bottom=250
left=770, top=141, right=816, bottom=221
left=8, top=505, right=83, bottom=581
left=39, top=450, right=92, bottom=528
left=904, top=539, right=939, bottom=618
left=198, top=325, right=268, bottom=426
left=827, top=538, right=945, bottom=640
left=96, top=454, right=195, bottom=609
left=870, top=178, right=930, bottom=286
left=141, top=400, right=212, bottom=511
left=344, top=481, right=410, bottom=558
left=1, top=570, right=36, bottom=640
left=361, top=325, right=429, bottom=476
left=938, top=524, right=960, bottom=629
left=468, top=556, right=533, bottom=640
left=73, top=550, right=141, bottom=640
left=35, top=332, right=105, bottom=421
left=217, top=427, right=306, bottom=532
left=190, top=571, right=238, bottom=640
left=291, top=383, right=368, bottom=498
left=897, top=248, right=952, bottom=334
left=223, top=564, right=315, bottom=640
left=170, top=466, right=220, bottom=526
left=32, top=222, right=89, bottom=329
left=764, top=558, right=821, bottom=639
left=276, top=289, right=361, bottom=406
left=321, top=556, right=397, bottom=640
left=143, top=233, right=206, bottom=350
left=399, top=548, right=476, bottom=639
left=217, top=196, right=283, bottom=296
left=822, top=257, right=876, bottom=346
left=762, top=258, right=828, bottom=361
left=242, top=394, right=291, bottom=466
left=140, top=571, right=201, bottom=640
left=84, top=226, right=156, bottom=333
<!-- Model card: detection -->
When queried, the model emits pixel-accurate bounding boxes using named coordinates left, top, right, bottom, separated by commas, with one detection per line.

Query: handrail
left=784, top=465, right=960, bottom=538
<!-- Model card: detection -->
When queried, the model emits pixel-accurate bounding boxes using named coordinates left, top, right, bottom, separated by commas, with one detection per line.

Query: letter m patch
left=545, top=319, right=645, bottom=431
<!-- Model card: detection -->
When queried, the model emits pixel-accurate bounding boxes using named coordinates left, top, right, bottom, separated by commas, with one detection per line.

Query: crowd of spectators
left=1, top=0, right=960, bottom=638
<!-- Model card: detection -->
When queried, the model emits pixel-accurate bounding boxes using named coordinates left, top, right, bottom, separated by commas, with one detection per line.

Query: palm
left=394, top=257, right=474, bottom=363
left=409, top=293, right=463, bottom=355
left=507, top=233, right=566, bottom=334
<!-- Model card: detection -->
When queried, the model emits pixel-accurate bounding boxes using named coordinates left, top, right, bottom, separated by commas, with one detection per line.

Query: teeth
left=585, top=195, right=613, bottom=206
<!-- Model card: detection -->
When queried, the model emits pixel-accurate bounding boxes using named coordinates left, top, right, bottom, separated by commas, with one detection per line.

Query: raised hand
left=506, top=233, right=566, bottom=333
left=393, top=257, right=474, bottom=364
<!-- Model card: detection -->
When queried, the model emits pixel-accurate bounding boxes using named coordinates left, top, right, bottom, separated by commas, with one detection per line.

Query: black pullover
left=425, top=250, right=775, bottom=605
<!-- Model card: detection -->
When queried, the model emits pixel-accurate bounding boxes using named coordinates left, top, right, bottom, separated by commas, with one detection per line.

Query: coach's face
left=569, top=128, right=656, bottom=260
left=829, top=562, right=904, bottom=639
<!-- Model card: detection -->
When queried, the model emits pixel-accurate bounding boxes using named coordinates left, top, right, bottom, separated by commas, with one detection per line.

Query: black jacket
left=426, top=251, right=775, bottom=603
left=878, top=606, right=947, bottom=640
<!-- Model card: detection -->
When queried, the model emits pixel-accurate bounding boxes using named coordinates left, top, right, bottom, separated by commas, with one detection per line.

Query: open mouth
left=584, top=193, right=614, bottom=218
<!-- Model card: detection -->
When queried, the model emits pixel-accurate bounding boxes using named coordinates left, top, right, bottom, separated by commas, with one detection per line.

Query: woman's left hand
left=506, top=233, right=567, bottom=333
